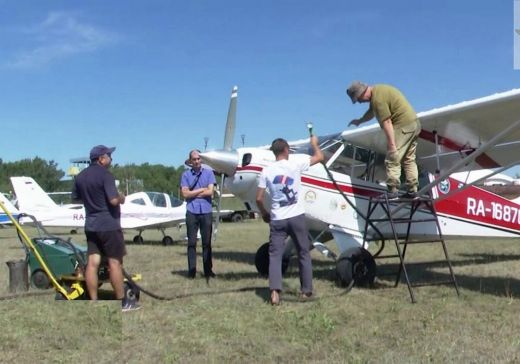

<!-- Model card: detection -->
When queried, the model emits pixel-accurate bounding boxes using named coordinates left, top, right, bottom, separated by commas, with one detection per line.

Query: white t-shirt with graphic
left=258, top=157, right=310, bottom=221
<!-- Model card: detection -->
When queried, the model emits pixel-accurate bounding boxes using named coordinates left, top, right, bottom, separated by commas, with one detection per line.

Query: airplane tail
left=10, top=176, right=58, bottom=211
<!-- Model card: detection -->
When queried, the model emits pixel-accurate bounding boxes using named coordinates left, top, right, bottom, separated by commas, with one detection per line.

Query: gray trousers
left=269, top=213, right=313, bottom=294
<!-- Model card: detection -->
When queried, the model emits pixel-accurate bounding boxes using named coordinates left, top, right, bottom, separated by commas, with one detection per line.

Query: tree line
left=0, top=158, right=187, bottom=197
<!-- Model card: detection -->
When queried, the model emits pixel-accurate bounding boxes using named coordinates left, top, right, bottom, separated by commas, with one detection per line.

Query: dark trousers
left=186, top=211, right=213, bottom=275
left=269, top=213, right=313, bottom=294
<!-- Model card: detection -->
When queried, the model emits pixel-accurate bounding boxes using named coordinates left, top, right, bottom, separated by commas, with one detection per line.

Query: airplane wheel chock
left=254, top=242, right=290, bottom=277
left=336, top=247, right=376, bottom=290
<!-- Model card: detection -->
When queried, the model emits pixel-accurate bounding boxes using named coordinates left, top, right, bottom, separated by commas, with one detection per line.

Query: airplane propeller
left=201, top=86, right=240, bottom=243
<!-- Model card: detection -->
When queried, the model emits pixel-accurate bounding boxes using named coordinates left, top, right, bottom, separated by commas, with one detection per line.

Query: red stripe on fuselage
left=236, top=165, right=383, bottom=198
left=419, top=129, right=500, bottom=168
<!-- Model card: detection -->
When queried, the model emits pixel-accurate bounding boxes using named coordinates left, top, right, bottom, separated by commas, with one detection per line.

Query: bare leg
left=86, top=253, right=101, bottom=300
left=108, top=257, right=125, bottom=300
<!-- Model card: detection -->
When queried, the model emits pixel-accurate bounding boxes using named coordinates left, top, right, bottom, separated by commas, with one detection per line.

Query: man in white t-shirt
left=256, top=136, right=323, bottom=305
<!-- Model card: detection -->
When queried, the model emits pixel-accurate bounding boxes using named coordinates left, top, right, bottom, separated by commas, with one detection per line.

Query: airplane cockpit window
left=146, top=192, right=167, bottom=207
left=327, top=142, right=379, bottom=181
left=129, top=198, right=146, bottom=206
left=168, top=195, right=184, bottom=207
left=242, top=153, right=252, bottom=167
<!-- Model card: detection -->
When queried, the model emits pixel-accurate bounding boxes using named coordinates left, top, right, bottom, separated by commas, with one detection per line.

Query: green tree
left=0, top=157, right=64, bottom=192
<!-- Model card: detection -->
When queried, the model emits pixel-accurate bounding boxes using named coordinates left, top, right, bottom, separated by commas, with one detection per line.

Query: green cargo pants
left=385, top=120, right=422, bottom=193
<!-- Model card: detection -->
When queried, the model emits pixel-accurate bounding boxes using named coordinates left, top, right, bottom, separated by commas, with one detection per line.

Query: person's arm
left=71, top=181, right=82, bottom=203
left=109, top=193, right=125, bottom=207
left=199, top=183, right=214, bottom=197
left=255, top=187, right=270, bottom=223
left=380, top=118, right=397, bottom=152
left=349, top=107, right=374, bottom=127
left=104, top=174, right=124, bottom=207
left=181, top=186, right=205, bottom=199
left=309, top=135, right=324, bottom=166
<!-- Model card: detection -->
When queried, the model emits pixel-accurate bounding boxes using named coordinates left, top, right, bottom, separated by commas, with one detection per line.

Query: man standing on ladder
left=347, top=81, right=422, bottom=199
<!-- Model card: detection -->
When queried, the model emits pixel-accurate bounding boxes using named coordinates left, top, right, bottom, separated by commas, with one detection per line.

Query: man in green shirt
left=347, top=81, right=421, bottom=199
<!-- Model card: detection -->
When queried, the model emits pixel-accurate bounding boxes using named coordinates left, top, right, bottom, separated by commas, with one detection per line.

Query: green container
left=27, top=238, right=87, bottom=289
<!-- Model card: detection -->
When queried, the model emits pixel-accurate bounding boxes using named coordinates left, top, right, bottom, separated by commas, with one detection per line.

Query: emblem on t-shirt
left=272, top=175, right=297, bottom=206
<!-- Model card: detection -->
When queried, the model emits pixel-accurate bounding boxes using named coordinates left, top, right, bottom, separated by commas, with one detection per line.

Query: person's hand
left=310, top=135, right=319, bottom=146
left=349, top=119, right=362, bottom=127
left=118, top=193, right=126, bottom=204
left=261, top=213, right=271, bottom=223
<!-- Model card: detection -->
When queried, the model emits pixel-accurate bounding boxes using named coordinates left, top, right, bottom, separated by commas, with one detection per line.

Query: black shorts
left=85, top=230, right=126, bottom=260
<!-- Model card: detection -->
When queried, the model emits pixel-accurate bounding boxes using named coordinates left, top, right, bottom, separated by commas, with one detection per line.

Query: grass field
left=0, top=219, right=519, bottom=363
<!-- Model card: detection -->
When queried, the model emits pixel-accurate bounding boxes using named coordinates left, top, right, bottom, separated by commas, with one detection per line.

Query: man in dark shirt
left=180, top=149, right=216, bottom=279
left=72, top=145, right=139, bottom=311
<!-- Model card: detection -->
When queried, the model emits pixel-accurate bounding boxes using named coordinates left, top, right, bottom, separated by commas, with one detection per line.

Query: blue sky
left=0, top=1, right=518, bottom=175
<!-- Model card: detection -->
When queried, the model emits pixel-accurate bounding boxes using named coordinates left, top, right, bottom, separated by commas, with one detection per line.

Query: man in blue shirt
left=72, top=145, right=140, bottom=312
left=180, top=149, right=217, bottom=279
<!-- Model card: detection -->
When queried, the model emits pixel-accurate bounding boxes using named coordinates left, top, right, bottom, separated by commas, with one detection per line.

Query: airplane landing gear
left=254, top=242, right=290, bottom=277
left=133, top=235, right=144, bottom=244
left=336, top=247, right=376, bottom=290
left=162, top=236, right=174, bottom=246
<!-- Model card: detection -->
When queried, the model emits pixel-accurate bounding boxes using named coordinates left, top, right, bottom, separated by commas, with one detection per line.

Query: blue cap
left=89, top=145, right=116, bottom=160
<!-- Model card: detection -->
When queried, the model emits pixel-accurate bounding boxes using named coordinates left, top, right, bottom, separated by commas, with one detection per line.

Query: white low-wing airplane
left=201, top=86, right=520, bottom=291
left=10, top=176, right=186, bottom=245
left=0, top=193, right=19, bottom=224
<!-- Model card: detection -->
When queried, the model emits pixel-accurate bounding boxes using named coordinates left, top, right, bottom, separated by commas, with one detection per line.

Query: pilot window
left=129, top=198, right=146, bottom=206
left=327, top=142, right=378, bottom=181
left=146, top=192, right=167, bottom=207
left=168, top=195, right=184, bottom=207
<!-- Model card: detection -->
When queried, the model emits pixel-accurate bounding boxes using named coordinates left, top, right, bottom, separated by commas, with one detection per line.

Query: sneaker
left=122, top=301, right=141, bottom=312
left=205, top=271, right=216, bottom=278
left=386, top=191, right=400, bottom=201
left=187, top=269, right=196, bottom=279
left=402, top=191, right=419, bottom=200
left=299, top=292, right=314, bottom=301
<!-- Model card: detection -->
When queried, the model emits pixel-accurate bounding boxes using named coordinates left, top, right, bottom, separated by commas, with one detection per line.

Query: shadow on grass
left=124, top=239, right=185, bottom=246
left=375, top=254, right=520, bottom=298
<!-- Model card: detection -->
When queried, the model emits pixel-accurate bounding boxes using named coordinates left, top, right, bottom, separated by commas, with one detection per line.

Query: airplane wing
left=341, top=89, right=520, bottom=175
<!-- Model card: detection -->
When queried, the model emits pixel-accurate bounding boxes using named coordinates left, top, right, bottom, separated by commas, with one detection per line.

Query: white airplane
left=10, top=176, right=186, bottom=245
left=201, top=86, right=520, bottom=297
left=0, top=193, right=19, bottom=224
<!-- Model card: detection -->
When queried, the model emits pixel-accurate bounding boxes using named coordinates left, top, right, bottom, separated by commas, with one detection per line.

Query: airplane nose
left=200, top=150, right=239, bottom=176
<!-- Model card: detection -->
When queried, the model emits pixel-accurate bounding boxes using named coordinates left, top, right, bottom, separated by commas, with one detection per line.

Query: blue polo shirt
left=72, top=164, right=121, bottom=232
left=181, top=167, right=216, bottom=214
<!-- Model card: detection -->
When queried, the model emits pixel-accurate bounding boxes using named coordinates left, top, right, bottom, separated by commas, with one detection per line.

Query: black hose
left=319, top=162, right=384, bottom=242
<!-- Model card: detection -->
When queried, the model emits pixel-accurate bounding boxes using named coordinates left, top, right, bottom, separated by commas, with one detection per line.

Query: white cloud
left=6, top=11, right=119, bottom=69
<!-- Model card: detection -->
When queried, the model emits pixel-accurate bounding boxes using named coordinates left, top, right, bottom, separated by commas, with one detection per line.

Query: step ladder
left=363, top=193, right=460, bottom=303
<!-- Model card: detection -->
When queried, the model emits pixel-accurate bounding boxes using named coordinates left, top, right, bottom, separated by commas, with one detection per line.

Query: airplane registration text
left=467, top=197, right=520, bottom=225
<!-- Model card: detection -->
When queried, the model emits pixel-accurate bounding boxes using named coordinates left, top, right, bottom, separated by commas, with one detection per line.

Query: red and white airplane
left=202, top=86, right=520, bottom=288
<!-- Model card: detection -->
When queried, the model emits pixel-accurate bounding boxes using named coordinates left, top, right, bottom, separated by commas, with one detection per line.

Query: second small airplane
left=10, top=176, right=186, bottom=245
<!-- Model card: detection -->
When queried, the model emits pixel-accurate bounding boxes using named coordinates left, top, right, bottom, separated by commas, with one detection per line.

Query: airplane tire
left=231, top=213, right=243, bottom=223
left=336, top=247, right=376, bottom=290
left=31, top=269, right=51, bottom=289
left=162, top=236, right=174, bottom=246
left=133, top=235, right=144, bottom=244
left=254, top=242, right=290, bottom=277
